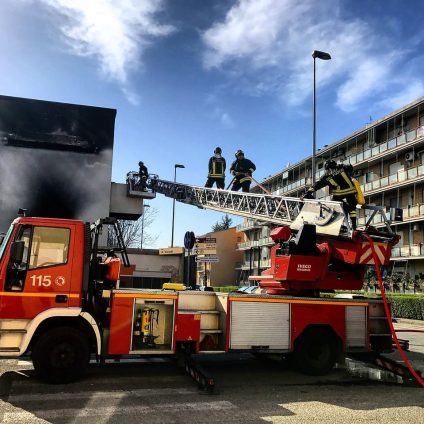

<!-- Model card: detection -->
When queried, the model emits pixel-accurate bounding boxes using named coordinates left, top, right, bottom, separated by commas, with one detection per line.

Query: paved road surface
left=0, top=355, right=423, bottom=423
left=0, top=319, right=422, bottom=423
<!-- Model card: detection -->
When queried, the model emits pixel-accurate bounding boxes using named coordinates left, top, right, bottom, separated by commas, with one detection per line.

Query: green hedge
left=387, top=295, right=424, bottom=320
left=213, top=286, right=238, bottom=293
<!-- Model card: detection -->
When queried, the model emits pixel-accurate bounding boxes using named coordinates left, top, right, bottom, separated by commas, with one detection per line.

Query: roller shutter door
left=230, top=301, right=290, bottom=350
left=345, top=306, right=367, bottom=348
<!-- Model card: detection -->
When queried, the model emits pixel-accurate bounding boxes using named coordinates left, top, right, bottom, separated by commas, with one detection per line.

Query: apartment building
left=237, top=96, right=424, bottom=284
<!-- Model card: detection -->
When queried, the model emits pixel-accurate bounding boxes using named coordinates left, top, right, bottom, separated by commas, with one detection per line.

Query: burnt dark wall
left=0, top=95, right=117, bottom=231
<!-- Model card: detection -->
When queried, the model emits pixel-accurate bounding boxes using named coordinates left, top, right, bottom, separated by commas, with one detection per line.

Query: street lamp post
left=312, top=50, right=331, bottom=186
left=140, top=204, right=150, bottom=250
left=171, top=164, right=185, bottom=247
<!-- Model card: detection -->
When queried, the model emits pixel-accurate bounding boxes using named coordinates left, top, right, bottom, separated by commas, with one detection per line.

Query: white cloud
left=202, top=0, right=420, bottom=112
left=220, top=111, right=235, bottom=128
left=336, top=56, right=393, bottom=112
left=38, top=0, right=175, bottom=102
left=376, top=79, right=424, bottom=111
left=205, top=91, right=235, bottom=128
left=209, top=106, right=235, bottom=128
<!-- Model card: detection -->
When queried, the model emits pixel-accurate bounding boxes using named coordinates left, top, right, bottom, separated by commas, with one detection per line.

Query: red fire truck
left=0, top=180, right=401, bottom=386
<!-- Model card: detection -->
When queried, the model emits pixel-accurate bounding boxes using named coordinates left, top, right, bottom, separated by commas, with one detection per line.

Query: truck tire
left=293, top=328, right=339, bottom=376
left=32, top=326, right=90, bottom=384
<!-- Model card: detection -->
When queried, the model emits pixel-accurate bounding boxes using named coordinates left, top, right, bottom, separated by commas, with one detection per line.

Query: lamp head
left=312, top=50, right=331, bottom=60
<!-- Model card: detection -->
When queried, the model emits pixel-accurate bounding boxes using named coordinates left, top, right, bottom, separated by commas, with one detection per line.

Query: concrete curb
left=393, top=318, right=424, bottom=327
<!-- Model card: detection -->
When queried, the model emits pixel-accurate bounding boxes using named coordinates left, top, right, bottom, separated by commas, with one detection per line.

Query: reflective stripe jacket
left=313, top=169, right=357, bottom=196
left=230, top=158, right=256, bottom=183
left=208, top=155, right=226, bottom=178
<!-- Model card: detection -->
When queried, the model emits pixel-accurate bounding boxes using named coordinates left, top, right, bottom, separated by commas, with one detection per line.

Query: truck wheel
left=293, top=328, right=339, bottom=376
left=32, top=326, right=90, bottom=384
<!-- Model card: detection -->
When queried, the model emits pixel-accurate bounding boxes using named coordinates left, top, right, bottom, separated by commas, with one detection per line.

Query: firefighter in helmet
left=304, top=159, right=364, bottom=230
left=230, top=150, right=256, bottom=192
left=205, top=147, right=226, bottom=189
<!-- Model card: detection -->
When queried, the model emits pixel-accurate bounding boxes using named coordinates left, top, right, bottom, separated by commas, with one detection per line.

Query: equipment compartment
left=131, top=298, right=175, bottom=353
left=108, top=289, right=176, bottom=355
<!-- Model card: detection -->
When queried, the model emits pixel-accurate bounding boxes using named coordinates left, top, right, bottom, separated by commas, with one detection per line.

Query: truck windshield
left=0, top=224, right=14, bottom=261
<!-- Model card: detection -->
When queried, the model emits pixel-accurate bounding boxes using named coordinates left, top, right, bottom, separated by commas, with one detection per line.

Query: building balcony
left=349, top=126, right=424, bottom=167
left=263, top=125, right=424, bottom=197
left=272, top=177, right=311, bottom=197
left=237, top=237, right=274, bottom=250
left=236, top=220, right=262, bottom=231
left=358, top=203, right=424, bottom=227
left=391, top=244, right=424, bottom=259
left=240, top=259, right=271, bottom=270
left=361, top=163, right=424, bottom=196
left=258, top=236, right=274, bottom=247
left=237, top=240, right=259, bottom=250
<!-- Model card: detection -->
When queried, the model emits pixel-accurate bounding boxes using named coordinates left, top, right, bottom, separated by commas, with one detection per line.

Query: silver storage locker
left=345, top=306, right=367, bottom=349
left=230, top=301, right=290, bottom=350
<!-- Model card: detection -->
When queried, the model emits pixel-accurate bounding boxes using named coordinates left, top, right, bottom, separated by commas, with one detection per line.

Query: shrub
left=213, top=286, right=238, bottom=293
left=386, top=294, right=424, bottom=320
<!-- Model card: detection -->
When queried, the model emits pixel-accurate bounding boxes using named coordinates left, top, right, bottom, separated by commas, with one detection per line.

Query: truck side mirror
left=9, top=240, right=25, bottom=264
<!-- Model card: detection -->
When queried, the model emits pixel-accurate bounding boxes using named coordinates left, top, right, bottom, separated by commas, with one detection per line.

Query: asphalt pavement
left=0, top=319, right=422, bottom=423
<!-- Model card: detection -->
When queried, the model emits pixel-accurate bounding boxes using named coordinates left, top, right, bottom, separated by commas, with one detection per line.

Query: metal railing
left=361, top=164, right=424, bottom=194
left=391, top=244, right=424, bottom=258
left=267, top=126, right=424, bottom=196
left=349, top=127, right=423, bottom=166
left=358, top=204, right=424, bottom=227
left=237, top=237, right=274, bottom=250
left=240, top=259, right=271, bottom=270
left=236, top=220, right=262, bottom=231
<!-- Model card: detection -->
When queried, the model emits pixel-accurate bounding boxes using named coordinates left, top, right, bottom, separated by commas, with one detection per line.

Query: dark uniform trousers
left=231, top=177, right=251, bottom=192
left=205, top=177, right=225, bottom=189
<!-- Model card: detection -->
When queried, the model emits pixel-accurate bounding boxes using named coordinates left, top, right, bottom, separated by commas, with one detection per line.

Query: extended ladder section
left=145, top=177, right=393, bottom=239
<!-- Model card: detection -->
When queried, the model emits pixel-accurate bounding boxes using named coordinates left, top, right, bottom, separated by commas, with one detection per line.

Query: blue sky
left=2, top=0, right=424, bottom=248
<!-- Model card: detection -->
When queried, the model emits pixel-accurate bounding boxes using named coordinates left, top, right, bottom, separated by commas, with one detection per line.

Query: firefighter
left=230, top=150, right=256, bottom=193
left=305, top=160, right=363, bottom=230
left=138, top=161, right=148, bottom=191
left=205, top=147, right=226, bottom=189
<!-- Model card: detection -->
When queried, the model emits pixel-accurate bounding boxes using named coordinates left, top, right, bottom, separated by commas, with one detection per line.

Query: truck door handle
left=55, top=295, right=68, bottom=303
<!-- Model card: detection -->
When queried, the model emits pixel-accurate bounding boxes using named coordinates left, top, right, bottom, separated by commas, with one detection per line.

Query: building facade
left=196, top=227, right=245, bottom=287
left=237, top=97, right=424, bottom=284
left=0, top=94, right=145, bottom=229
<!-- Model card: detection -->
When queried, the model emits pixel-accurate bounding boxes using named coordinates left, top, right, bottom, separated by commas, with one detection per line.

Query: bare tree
left=108, top=206, right=158, bottom=248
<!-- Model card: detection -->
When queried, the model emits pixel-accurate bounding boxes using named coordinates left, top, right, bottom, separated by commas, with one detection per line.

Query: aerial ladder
left=133, top=174, right=400, bottom=295
left=141, top=174, right=394, bottom=237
